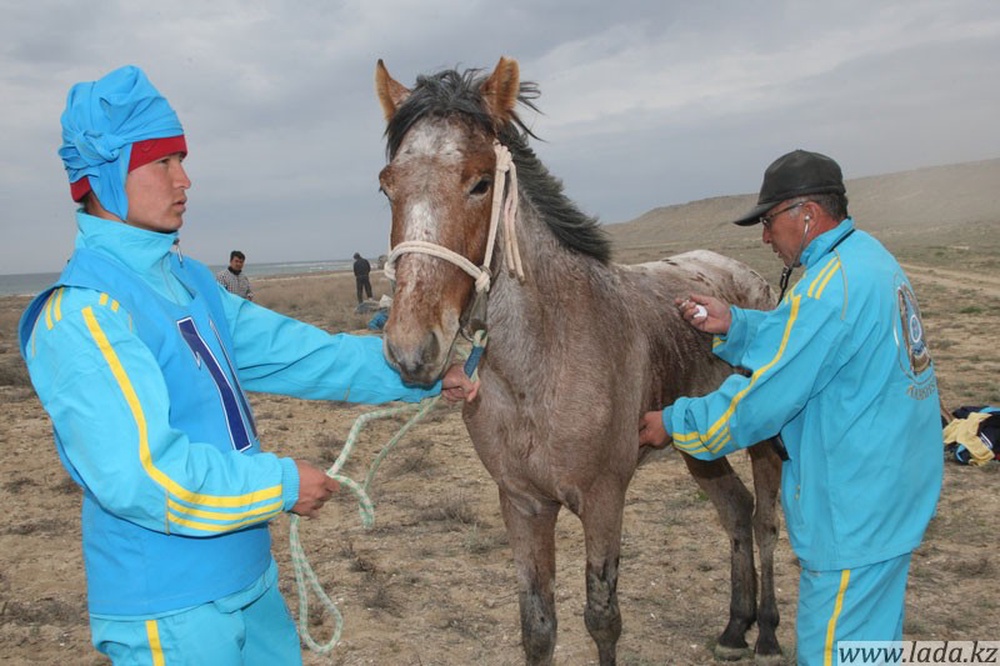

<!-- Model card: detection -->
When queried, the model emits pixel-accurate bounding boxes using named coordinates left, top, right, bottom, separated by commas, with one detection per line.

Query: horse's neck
left=487, top=206, right=601, bottom=360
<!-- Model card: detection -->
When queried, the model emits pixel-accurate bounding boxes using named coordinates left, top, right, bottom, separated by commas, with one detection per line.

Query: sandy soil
left=0, top=260, right=997, bottom=666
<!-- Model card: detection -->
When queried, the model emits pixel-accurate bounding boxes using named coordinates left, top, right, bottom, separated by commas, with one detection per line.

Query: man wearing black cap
left=638, top=150, right=943, bottom=664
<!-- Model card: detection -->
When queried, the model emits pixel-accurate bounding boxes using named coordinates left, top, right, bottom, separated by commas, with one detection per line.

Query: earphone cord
left=776, top=218, right=810, bottom=302
left=776, top=266, right=793, bottom=302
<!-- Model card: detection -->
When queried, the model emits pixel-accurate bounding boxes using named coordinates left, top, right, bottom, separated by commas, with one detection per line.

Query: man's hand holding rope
left=292, top=462, right=340, bottom=518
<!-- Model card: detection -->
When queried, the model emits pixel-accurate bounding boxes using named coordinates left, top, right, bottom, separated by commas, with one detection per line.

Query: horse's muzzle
left=383, top=329, right=444, bottom=386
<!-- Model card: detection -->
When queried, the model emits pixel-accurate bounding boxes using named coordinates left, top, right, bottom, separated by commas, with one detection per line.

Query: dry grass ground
left=0, top=160, right=998, bottom=665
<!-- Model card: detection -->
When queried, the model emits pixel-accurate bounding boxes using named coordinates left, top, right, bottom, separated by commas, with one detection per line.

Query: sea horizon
left=0, top=258, right=356, bottom=297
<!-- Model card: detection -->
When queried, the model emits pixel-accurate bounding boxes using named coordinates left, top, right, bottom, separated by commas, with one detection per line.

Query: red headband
left=70, top=135, right=187, bottom=202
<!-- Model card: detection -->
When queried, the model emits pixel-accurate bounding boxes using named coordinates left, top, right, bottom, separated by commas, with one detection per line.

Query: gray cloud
left=2, top=0, right=998, bottom=274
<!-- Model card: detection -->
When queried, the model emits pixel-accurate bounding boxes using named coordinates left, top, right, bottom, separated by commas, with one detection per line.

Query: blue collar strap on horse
left=463, top=330, right=488, bottom=379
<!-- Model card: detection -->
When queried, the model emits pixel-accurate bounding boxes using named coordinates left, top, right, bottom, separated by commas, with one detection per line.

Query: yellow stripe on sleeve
left=167, top=497, right=283, bottom=524
left=169, top=507, right=283, bottom=533
left=44, top=292, right=55, bottom=330
left=814, top=259, right=841, bottom=300
left=96, top=294, right=121, bottom=312
left=706, top=428, right=732, bottom=455
left=53, top=288, right=64, bottom=323
left=808, top=257, right=838, bottom=298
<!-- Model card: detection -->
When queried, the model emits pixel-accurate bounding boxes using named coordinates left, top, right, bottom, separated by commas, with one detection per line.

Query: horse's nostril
left=386, top=340, right=415, bottom=376
left=420, top=331, right=440, bottom=368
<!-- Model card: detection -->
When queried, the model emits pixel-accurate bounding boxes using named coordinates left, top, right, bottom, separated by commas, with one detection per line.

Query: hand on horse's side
left=676, top=294, right=732, bottom=335
left=638, top=410, right=672, bottom=449
left=291, top=461, right=340, bottom=518
left=441, top=363, right=480, bottom=403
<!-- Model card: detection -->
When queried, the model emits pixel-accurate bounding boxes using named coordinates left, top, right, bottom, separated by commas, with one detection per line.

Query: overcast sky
left=2, top=1, right=998, bottom=275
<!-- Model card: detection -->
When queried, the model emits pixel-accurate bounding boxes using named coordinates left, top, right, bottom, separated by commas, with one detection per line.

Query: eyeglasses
left=760, top=201, right=807, bottom=229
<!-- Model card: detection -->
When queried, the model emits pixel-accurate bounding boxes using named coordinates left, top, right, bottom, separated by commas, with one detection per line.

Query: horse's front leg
left=579, top=481, right=625, bottom=666
left=500, top=490, right=560, bottom=666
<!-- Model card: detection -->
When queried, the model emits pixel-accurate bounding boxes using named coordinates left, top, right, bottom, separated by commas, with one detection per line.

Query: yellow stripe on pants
left=146, top=619, right=165, bottom=666
left=823, top=569, right=851, bottom=666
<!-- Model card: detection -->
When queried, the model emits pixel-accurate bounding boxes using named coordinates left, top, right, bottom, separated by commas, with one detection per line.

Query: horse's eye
left=378, top=167, right=394, bottom=202
left=469, top=178, right=491, bottom=196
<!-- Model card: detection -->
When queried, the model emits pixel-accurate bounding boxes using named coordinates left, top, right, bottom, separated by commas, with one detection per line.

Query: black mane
left=385, top=67, right=611, bottom=264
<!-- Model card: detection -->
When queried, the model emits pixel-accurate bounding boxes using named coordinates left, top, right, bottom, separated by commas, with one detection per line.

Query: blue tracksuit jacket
left=19, top=212, right=438, bottom=615
left=663, top=218, right=943, bottom=570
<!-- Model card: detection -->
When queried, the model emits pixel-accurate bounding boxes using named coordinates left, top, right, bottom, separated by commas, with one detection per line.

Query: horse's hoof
left=713, top=643, right=752, bottom=662
left=754, top=649, right=787, bottom=666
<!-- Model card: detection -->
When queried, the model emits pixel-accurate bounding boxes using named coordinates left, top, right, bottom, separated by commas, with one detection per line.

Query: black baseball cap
left=733, top=149, right=846, bottom=226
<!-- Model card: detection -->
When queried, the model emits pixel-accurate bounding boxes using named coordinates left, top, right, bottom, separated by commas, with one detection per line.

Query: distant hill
left=606, top=158, right=1000, bottom=271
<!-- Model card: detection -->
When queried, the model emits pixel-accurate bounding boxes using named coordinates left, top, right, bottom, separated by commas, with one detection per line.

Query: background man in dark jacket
left=353, top=252, right=373, bottom=304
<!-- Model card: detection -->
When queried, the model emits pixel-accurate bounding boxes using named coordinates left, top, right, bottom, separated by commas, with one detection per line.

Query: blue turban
left=58, top=65, right=184, bottom=222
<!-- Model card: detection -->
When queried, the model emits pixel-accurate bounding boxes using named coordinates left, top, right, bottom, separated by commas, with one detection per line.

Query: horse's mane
left=385, top=67, right=611, bottom=264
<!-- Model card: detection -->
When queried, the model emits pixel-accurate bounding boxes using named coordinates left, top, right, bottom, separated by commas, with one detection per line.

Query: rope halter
left=383, top=140, right=524, bottom=297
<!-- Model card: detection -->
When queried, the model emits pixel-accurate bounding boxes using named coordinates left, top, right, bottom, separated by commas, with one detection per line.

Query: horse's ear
left=375, top=59, right=411, bottom=122
left=481, top=56, right=520, bottom=126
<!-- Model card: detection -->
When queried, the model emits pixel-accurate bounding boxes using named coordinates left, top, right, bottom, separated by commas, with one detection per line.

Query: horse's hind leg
left=749, top=441, right=783, bottom=662
left=682, top=454, right=757, bottom=661
left=499, top=490, right=560, bottom=666
left=579, top=482, right=625, bottom=666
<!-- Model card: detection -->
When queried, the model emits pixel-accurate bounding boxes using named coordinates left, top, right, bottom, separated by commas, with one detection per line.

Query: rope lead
left=289, top=397, right=441, bottom=654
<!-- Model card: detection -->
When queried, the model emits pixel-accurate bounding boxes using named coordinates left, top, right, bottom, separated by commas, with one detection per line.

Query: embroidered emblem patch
left=895, top=280, right=934, bottom=399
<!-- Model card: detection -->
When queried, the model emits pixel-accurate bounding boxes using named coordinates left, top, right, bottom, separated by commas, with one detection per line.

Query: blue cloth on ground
left=368, top=309, right=389, bottom=330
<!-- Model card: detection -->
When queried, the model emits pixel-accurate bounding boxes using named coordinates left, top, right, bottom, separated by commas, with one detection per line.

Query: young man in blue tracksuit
left=638, top=150, right=942, bottom=665
left=20, top=65, right=477, bottom=665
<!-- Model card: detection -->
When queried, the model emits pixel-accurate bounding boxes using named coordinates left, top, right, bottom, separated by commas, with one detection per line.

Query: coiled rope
left=288, top=397, right=439, bottom=654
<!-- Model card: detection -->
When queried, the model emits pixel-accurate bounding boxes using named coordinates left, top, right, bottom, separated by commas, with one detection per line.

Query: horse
left=374, top=57, right=784, bottom=665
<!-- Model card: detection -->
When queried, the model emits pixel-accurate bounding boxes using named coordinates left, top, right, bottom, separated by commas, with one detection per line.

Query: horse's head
left=375, top=57, right=525, bottom=385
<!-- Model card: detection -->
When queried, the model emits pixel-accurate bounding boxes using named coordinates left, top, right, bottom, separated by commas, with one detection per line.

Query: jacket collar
left=800, top=217, right=855, bottom=268
left=75, top=210, right=180, bottom=274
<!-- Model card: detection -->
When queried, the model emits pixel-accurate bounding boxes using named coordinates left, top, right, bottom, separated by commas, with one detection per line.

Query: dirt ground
left=0, top=261, right=997, bottom=666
